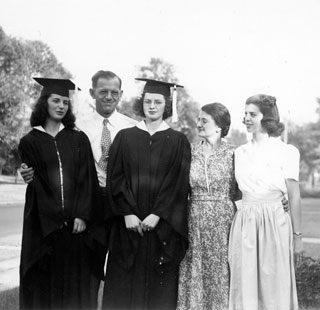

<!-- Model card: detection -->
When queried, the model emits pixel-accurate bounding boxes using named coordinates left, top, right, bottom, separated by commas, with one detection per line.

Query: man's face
left=90, top=77, right=123, bottom=118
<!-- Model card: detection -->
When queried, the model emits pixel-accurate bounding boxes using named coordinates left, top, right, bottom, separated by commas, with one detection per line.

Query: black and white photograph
left=0, top=0, right=320, bottom=309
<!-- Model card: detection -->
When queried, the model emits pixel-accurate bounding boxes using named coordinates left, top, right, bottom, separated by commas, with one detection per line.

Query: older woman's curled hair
left=201, top=102, right=231, bottom=138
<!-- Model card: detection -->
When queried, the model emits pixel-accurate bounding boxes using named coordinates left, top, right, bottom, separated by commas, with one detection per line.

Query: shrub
left=296, top=255, right=320, bottom=308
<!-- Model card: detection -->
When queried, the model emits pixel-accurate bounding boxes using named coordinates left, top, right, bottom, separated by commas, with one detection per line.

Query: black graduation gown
left=18, top=128, right=106, bottom=310
left=102, top=126, right=191, bottom=310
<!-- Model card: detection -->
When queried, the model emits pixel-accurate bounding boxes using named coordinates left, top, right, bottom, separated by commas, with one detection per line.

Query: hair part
left=30, top=94, right=76, bottom=129
left=91, top=70, right=122, bottom=89
left=133, top=92, right=172, bottom=120
left=245, top=94, right=284, bottom=137
left=201, top=102, right=231, bottom=138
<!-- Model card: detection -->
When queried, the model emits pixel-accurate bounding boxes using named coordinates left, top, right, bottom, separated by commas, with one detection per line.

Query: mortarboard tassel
left=172, top=85, right=178, bottom=123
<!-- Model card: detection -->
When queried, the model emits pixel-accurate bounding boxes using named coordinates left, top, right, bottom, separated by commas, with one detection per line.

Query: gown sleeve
left=150, top=134, right=191, bottom=271
left=19, top=136, right=45, bottom=278
left=106, top=130, right=137, bottom=217
left=19, top=136, right=34, bottom=167
left=72, top=131, right=107, bottom=277
left=151, top=134, right=191, bottom=240
left=72, top=131, right=101, bottom=223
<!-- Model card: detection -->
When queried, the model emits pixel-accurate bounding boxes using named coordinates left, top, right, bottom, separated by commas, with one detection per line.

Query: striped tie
left=98, top=119, right=111, bottom=171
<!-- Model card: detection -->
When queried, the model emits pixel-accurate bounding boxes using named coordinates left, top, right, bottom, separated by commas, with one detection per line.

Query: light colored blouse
left=235, top=137, right=300, bottom=199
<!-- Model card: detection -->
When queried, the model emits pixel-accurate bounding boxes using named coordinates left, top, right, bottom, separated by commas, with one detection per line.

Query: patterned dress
left=177, top=141, right=236, bottom=310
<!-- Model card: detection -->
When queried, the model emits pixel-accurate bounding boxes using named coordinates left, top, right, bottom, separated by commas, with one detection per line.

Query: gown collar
left=136, top=120, right=169, bottom=134
left=33, top=124, right=65, bottom=133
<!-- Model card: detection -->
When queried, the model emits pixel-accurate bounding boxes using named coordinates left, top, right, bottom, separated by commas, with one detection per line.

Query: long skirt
left=228, top=194, right=298, bottom=310
left=20, top=225, right=101, bottom=310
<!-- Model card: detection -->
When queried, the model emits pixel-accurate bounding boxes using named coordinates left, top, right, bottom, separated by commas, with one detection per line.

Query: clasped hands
left=73, top=218, right=86, bottom=234
left=124, top=214, right=160, bottom=237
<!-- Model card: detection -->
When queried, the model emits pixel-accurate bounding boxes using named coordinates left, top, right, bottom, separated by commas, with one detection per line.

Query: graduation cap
left=33, top=77, right=81, bottom=98
left=135, top=78, right=183, bottom=122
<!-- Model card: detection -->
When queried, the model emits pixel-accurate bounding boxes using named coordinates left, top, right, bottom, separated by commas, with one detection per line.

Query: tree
left=288, top=122, right=320, bottom=184
left=0, top=26, right=72, bottom=175
left=119, top=57, right=200, bottom=142
left=138, top=58, right=179, bottom=84
left=316, top=98, right=320, bottom=121
left=287, top=98, right=320, bottom=186
left=226, top=129, right=247, bottom=147
left=118, top=98, right=143, bottom=121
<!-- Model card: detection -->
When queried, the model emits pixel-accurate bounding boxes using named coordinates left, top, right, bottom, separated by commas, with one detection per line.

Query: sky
left=1, top=0, right=320, bottom=130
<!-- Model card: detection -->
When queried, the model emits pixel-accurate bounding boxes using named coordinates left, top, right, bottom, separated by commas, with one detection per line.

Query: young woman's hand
left=124, top=215, right=144, bottom=236
left=72, top=218, right=86, bottom=234
left=141, top=214, right=160, bottom=231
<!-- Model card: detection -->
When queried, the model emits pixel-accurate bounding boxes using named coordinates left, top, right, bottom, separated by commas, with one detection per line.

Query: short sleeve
left=282, top=144, right=300, bottom=181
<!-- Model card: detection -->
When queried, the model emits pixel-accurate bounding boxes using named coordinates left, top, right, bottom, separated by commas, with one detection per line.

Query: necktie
left=98, top=119, right=112, bottom=171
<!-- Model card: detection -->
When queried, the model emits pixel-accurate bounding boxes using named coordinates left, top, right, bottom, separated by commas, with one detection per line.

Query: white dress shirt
left=77, top=110, right=137, bottom=187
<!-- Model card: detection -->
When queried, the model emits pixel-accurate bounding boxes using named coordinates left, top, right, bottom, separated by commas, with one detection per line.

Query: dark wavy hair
left=133, top=92, right=172, bottom=120
left=30, top=94, right=76, bottom=128
left=245, top=94, right=284, bottom=137
left=201, top=102, right=231, bottom=138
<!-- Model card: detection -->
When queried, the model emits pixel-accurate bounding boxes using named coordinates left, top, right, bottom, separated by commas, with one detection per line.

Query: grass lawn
left=303, top=243, right=320, bottom=260
left=301, top=198, right=320, bottom=238
left=0, top=287, right=19, bottom=310
left=300, top=198, right=320, bottom=260
left=302, top=198, right=320, bottom=211
left=302, top=214, right=320, bottom=238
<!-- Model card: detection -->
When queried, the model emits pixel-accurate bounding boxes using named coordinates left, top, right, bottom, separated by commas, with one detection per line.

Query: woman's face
left=243, top=103, right=264, bottom=133
left=197, top=110, right=221, bottom=139
left=47, top=93, right=70, bottom=122
left=143, top=93, right=166, bottom=121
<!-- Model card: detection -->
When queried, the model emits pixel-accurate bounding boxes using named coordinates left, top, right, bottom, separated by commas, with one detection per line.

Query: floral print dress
left=177, top=141, right=236, bottom=310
